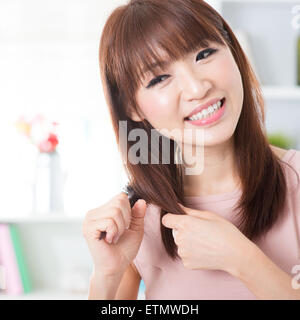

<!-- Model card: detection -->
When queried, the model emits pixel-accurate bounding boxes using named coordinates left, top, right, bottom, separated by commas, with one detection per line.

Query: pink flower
left=15, top=114, right=59, bottom=153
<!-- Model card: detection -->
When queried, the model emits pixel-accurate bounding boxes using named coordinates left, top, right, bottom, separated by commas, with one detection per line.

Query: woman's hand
left=162, top=203, right=252, bottom=275
left=82, top=192, right=147, bottom=276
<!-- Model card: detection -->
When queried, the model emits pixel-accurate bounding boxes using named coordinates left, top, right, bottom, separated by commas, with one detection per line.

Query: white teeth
left=188, top=99, right=223, bottom=121
left=208, top=106, right=214, bottom=113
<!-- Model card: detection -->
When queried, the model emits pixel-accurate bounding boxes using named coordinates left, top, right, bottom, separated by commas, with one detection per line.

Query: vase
left=32, top=150, right=64, bottom=215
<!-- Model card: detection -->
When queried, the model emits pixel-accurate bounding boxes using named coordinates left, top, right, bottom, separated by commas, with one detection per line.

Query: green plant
left=267, top=132, right=295, bottom=149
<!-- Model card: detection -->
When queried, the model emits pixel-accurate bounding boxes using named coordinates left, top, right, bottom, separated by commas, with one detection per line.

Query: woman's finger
left=88, top=218, right=118, bottom=243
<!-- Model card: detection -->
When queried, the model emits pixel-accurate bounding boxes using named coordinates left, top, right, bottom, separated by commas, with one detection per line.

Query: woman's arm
left=115, top=262, right=141, bottom=300
left=231, top=241, right=300, bottom=300
left=88, top=263, right=141, bottom=300
left=88, top=268, right=124, bottom=300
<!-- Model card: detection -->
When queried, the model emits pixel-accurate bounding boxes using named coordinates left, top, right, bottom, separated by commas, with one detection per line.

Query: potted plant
left=267, top=132, right=295, bottom=149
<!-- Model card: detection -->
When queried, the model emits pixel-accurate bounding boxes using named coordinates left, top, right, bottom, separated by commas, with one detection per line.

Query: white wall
left=0, top=0, right=130, bottom=218
left=0, top=0, right=299, bottom=218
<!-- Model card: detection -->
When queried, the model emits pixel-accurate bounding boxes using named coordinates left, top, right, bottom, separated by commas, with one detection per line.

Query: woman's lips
left=184, top=98, right=226, bottom=126
left=185, top=97, right=224, bottom=119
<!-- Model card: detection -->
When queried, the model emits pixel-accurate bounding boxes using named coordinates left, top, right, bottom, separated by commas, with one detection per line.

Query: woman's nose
left=177, top=67, right=212, bottom=100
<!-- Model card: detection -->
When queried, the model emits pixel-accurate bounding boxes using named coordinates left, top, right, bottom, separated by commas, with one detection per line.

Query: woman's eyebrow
left=142, top=60, right=170, bottom=74
left=141, top=43, right=214, bottom=74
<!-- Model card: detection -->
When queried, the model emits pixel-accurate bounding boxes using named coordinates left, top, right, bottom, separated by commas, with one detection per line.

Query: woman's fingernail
left=113, top=235, right=119, bottom=244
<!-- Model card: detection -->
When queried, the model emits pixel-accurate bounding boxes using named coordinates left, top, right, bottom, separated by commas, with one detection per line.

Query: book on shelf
left=9, top=224, right=32, bottom=293
left=0, top=265, right=5, bottom=290
left=0, top=223, right=32, bottom=295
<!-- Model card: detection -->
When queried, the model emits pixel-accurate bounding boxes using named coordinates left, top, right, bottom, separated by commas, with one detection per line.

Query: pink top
left=133, top=148, right=300, bottom=299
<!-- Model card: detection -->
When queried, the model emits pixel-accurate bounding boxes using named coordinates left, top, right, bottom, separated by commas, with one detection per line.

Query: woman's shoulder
left=271, top=145, right=300, bottom=165
left=281, top=147, right=300, bottom=168
left=270, top=145, right=289, bottom=160
left=275, top=147, right=300, bottom=192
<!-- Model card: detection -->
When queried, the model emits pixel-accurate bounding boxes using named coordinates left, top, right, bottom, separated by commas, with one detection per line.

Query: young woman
left=83, top=0, right=300, bottom=299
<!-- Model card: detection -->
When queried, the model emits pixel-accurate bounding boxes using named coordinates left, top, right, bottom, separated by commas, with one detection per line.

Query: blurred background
left=0, top=0, right=299, bottom=300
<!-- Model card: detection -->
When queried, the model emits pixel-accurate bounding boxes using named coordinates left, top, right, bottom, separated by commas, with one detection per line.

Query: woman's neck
left=182, top=140, right=240, bottom=197
left=182, top=144, right=288, bottom=197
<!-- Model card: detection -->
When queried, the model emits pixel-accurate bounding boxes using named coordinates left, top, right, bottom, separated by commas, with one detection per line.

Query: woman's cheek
left=215, top=53, right=242, bottom=91
left=139, top=91, right=175, bottom=125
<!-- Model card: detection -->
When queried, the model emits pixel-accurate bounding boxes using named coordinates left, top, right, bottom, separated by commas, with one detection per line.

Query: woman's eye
left=145, top=48, right=217, bottom=89
left=196, top=48, right=218, bottom=61
left=146, top=74, right=169, bottom=89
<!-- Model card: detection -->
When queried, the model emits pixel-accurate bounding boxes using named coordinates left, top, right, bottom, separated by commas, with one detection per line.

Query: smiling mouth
left=184, top=97, right=225, bottom=121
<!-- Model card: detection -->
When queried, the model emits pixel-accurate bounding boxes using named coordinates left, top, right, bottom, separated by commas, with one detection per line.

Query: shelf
left=0, top=214, right=83, bottom=224
left=0, top=289, right=146, bottom=300
left=0, top=290, right=88, bottom=300
left=262, top=86, right=300, bottom=100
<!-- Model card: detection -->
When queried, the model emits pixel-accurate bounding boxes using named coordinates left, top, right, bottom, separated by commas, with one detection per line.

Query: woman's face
left=133, top=40, right=244, bottom=148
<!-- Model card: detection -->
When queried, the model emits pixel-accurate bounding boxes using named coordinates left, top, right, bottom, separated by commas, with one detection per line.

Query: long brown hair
left=99, top=0, right=299, bottom=260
